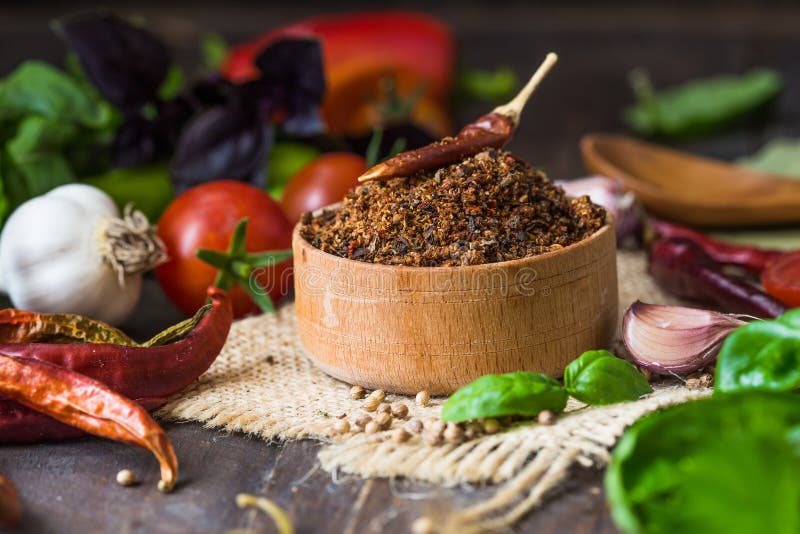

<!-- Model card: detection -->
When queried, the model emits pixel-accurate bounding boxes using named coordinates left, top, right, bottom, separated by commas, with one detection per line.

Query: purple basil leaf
left=170, top=104, right=273, bottom=191
left=53, top=12, right=170, bottom=110
left=252, top=38, right=325, bottom=134
left=113, top=115, right=160, bottom=167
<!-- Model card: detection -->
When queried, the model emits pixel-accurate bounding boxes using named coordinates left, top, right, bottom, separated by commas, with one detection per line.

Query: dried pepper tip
left=195, top=218, right=292, bottom=314
left=235, top=493, right=294, bottom=534
left=357, top=52, right=558, bottom=183
left=0, top=473, right=22, bottom=529
left=0, top=354, right=178, bottom=492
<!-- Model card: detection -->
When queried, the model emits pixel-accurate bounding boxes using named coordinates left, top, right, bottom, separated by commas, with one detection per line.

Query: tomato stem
left=195, top=218, right=292, bottom=313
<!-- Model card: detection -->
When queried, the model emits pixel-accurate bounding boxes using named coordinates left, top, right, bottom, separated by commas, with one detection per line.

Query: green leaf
left=736, top=137, right=800, bottom=180
left=158, top=65, right=185, bottom=100
left=3, top=116, right=76, bottom=208
left=606, top=392, right=800, bottom=534
left=457, top=66, right=519, bottom=102
left=715, top=309, right=800, bottom=395
left=564, top=350, right=652, bottom=405
left=0, top=60, right=110, bottom=128
left=623, top=68, right=783, bottom=138
left=441, top=372, right=567, bottom=422
left=201, top=33, right=228, bottom=72
left=81, top=164, right=174, bottom=222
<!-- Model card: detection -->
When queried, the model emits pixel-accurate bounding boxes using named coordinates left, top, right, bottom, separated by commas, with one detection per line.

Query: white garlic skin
left=0, top=184, right=142, bottom=325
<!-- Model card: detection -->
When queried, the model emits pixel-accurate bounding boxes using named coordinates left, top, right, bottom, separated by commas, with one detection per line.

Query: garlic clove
left=622, top=301, right=749, bottom=375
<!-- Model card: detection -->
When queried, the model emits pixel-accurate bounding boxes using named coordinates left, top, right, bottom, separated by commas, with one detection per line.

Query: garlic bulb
left=0, top=184, right=166, bottom=325
left=622, top=301, right=750, bottom=375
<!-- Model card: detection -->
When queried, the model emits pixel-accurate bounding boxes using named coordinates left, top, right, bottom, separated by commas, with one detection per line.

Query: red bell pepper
left=223, top=11, right=455, bottom=137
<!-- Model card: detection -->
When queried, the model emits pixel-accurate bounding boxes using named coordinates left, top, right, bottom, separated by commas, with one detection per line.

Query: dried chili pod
left=0, top=354, right=178, bottom=491
left=649, top=237, right=787, bottom=318
left=649, top=219, right=784, bottom=274
left=0, top=309, right=137, bottom=345
left=0, top=473, right=21, bottom=529
left=358, top=53, right=557, bottom=182
left=0, top=287, right=232, bottom=443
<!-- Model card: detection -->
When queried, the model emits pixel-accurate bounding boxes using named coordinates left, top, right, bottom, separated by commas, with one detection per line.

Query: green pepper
left=265, top=142, right=321, bottom=200
left=81, top=164, right=174, bottom=222
left=624, top=68, right=782, bottom=138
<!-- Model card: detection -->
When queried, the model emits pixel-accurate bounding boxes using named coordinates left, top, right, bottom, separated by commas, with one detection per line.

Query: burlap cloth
left=159, top=251, right=710, bottom=531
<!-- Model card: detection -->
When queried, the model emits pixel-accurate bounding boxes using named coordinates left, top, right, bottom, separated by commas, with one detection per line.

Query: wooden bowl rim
left=293, top=209, right=615, bottom=274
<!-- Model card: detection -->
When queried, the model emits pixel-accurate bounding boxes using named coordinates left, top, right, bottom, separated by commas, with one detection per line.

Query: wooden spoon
left=581, top=133, right=800, bottom=228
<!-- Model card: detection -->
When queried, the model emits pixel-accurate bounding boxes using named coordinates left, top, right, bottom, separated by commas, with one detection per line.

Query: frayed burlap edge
left=159, top=251, right=699, bottom=531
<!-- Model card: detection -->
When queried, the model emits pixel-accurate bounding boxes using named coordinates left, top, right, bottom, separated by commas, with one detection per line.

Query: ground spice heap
left=301, top=149, right=606, bottom=267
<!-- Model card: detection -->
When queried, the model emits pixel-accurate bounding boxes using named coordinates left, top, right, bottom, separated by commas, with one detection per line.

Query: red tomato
left=761, top=251, right=800, bottom=307
left=281, top=152, right=367, bottom=223
left=156, top=180, right=294, bottom=318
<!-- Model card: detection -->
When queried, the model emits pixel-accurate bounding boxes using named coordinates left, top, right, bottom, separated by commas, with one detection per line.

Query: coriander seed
left=443, top=422, right=464, bottom=443
left=377, top=403, right=391, bottom=414
left=392, top=427, right=411, bottom=444
left=538, top=410, right=556, bottom=426
left=375, top=412, right=392, bottom=429
left=349, top=385, right=367, bottom=399
left=483, top=418, right=501, bottom=434
left=364, top=421, right=380, bottom=435
left=416, top=390, right=430, bottom=407
left=333, top=419, right=350, bottom=435
left=354, top=414, right=372, bottom=430
left=370, top=389, right=386, bottom=403
left=391, top=402, right=409, bottom=419
left=424, top=431, right=443, bottom=446
left=116, top=469, right=137, bottom=487
left=363, top=396, right=381, bottom=412
left=405, top=419, right=424, bottom=434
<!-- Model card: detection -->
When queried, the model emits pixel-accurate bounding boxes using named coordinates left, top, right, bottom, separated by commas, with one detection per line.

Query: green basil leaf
left=606, top=392, right=800, bottom=534
left=715, top=309, right=800, bottom=395
left=624, top=68, right=782, bottom=138
left=0, top=61, right=110, bottom=128
left=440, top=372, right=567, bottom=422
left=564, top=350, right=652, bottom=405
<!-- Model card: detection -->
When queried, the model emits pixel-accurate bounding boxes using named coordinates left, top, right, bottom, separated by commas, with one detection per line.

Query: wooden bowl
left=292, top=218, right=618, bottom=395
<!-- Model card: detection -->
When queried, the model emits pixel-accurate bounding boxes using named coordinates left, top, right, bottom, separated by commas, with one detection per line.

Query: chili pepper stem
left=493, top=52, right=558, bottom=125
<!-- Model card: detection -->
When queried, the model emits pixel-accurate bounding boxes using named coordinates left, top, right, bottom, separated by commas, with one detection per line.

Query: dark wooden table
left=2, top=2, right=800, bottom=532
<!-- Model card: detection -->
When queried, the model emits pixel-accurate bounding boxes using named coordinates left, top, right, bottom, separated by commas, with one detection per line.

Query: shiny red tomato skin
left=155, top=180, right=294, bottom=318
left=281, top=152, right=367, bottom=223
left=761, top=251, right=800, bottom=308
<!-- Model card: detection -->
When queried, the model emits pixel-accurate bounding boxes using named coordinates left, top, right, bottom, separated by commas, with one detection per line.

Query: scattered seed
left=363, top=396, right=381, bottom=412
left=333, top=419, right=351, bottom=435
left=482, top=418, right=501, bottom=434
left=116, top=469, right=137, bottom=487
left=411, top=516, right=436, bottom=534
left=464, top=422, right=483, bottom=440
left=405, top=418, right=424, bottom=434
left=443, top=422, right=464, bottom=443
left=538, top=410, right=556, bottom=426
left=416, top=390, right=430, bottom=407
left=423, top=431, right=443, bottom=446
left=698, top=373, right=714, bottom=388
left=364, top=421, right=381, bottom=435
left=426, top=419, right=446, bottom=435
left=354, top=414, right=372, bottom=430
left=377, top=403, right=392, bottom=414
left=392, top=427, right=411, bottom=443
left=370, top=389, right=386, bottom=403
left=375, top=412, right=392, bottom=429
left=349, top=385, right=367, bottom=399
left=390, top=402, right=409, bottom=419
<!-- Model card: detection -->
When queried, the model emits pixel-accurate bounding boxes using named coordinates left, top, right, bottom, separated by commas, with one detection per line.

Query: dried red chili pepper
left=0, top=354, right=178, bottom=491
left=0, top=309, right=136, bottom=345
left=0, top=473, right=21, bottom=529
left=358, top=53, right=558, bottom=183
left=649, top=219, right=785, bottom=274
left=649, top=237, right=787, bottom=318
left=0, top=287, right=232, bottom=443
